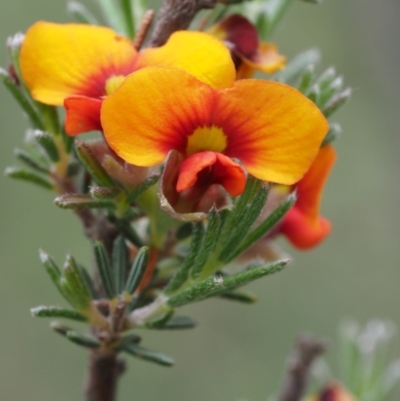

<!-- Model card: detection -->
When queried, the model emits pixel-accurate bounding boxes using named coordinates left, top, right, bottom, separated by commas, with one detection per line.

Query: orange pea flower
left=208, top=14, right=286, bottom=79
left=20, top=22, right=235, bottom=136
left=305, top=382, right=357, bottom=401
left=101, top=66, right=328, bottom=198
left=280, top=144, right=336, bottom=249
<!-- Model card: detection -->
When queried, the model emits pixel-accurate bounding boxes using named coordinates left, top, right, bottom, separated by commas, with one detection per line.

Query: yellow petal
left=20, top=22, right=137, bottom=105
left=136, top=31, right=236, bottom=89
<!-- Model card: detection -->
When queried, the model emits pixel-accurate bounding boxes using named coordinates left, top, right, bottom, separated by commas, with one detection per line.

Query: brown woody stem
left=85, top=350, right=125, bottom=401
left=148, top=0, right=217, bottom=47
left=278, top=335, right=327, bottom=401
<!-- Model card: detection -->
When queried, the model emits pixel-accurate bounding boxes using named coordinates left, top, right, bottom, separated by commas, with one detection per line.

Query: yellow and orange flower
left=208, top=14, right=286, bottom=79
left=101, top=66, right=328, bottom=198
left=20, top=22, right=236, bottom=135
left=280, top=144, right=336, bottom=249
left=305, top=382, right=357, bottom=401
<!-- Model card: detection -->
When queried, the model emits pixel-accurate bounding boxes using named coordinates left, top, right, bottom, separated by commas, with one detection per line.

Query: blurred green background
left=0, top=1, right=399, bottom=400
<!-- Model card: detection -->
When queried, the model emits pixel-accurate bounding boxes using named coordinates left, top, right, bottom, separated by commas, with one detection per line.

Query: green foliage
left=94, top=241, right=116, bottom=299
left=5, top=166, right=53, bottom=190
left=54, top=194, right=114, bottom=209
left=75, top=140, right=115, bottom=187
left=168, top=259, right=289, bottom=308
left=51, top=322, right=100, bottom=348
left=67, top=1, right=99, bottom=25
left=31, top=306, right=88, bottom=322
left=121, top=342, right=174, bottom=367
left=112, top=236, right=129, bottom=294
left=125, top=246, right=149, bottom=295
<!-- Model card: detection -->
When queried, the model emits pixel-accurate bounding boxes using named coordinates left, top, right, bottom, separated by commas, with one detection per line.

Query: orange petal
left=215, top=80, right=329, bottom=185
left=20, top=22, right=137, bottom=105
left=64, top=96, right=102, bottom=136
left=159, top=150, right=232, bottom=220
left=101, top=67, right=215, bottom=166
left=295, top=144, right=336, bottom=221
left=177, top=152, right=246, bottom=196
left=238, top=43, right=286, bottom=78
left=280, top=207, right=331, bottom=250
left=136, top=31, right=235, bottom=89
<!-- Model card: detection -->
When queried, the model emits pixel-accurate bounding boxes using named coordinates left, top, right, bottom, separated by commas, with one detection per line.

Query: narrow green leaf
left=276, top=48, right=320, bottom=84
left=120, top=334, right=141, bottom=345
left=319, top=75, right=344, bottom=109
left=6, top=33, right=24, bottom=81
left=112, top=236, right=128, bottom=294
left=147, top=315, right=196, bottom=330
left=107, top=215, right=144, bottom=247
left=97, top=0, right=126, bottom=35
left=164, top=223, right=204, bottom=294
left=75, top=140, right=115, bottom=187
left=307, top=85, right=320, bottom=105
left=31, top=306, right=87, bottom=322
left=219, top=181, right=269, bottom=263
left=119, top=0, right=135, bottom=39
left=35, top=103, right=61, bottom=136
left=323, top=88, right=352, bottom=118
left=168, top=275, right=224, bottom=308
left=94, top=241, right=116, bottom=299
left=316, top=67, right=336, bottom=90
left=52, top=322, right=100, bottom=348
left=34, top=130, right=60, bottom=162
left=61, top=127, right=74, bottom=154
left=0, top=68, right=44, bottom=129
left=191, top=210, right=221, bottom=279
left=66, top=331, right=100, bottom=348
left=262, top=0, right=294, bottom=39
left=39, top=249, right=68, bottom=302
left=217, top=259, right=289, bottom=294
left=297, top=65, right=314, bottom=94
left=219, top=176, right=261, bottom=243
left=322, top=123, right=342, bottom=146
left=14, top=148, right=49, bottom=174
left=5, top=166, right=53, bottom=190
left=78, top=264, right=98, bottom=299
left=125, top=246, right=149, bottom=294
left=90, top=186, right=120, bottom=200
left=127, top=175, right=159, bottom=202
left=62, top=255, right=92, bottom=309
left=67, top=1, right=99, bottom=24
left=121, top=343, right=174, bottom=366
left=145, top=309, right=175, bottom=329
left=55, top=194, right=114, bottom=209
left=219, top=290, right=258, bottom=304
left=169, top=260, right=289, bottom=307
left=50, top=321, right=70, bottom=336
left=229, top=192, right=296, bottom=261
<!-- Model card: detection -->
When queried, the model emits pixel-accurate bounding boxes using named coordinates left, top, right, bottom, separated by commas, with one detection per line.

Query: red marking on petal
left=217, top=14, right=259, bottom=59
left=64, top=96, right=103, bottom=136
left=177, top=151, right=246, bottom=197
